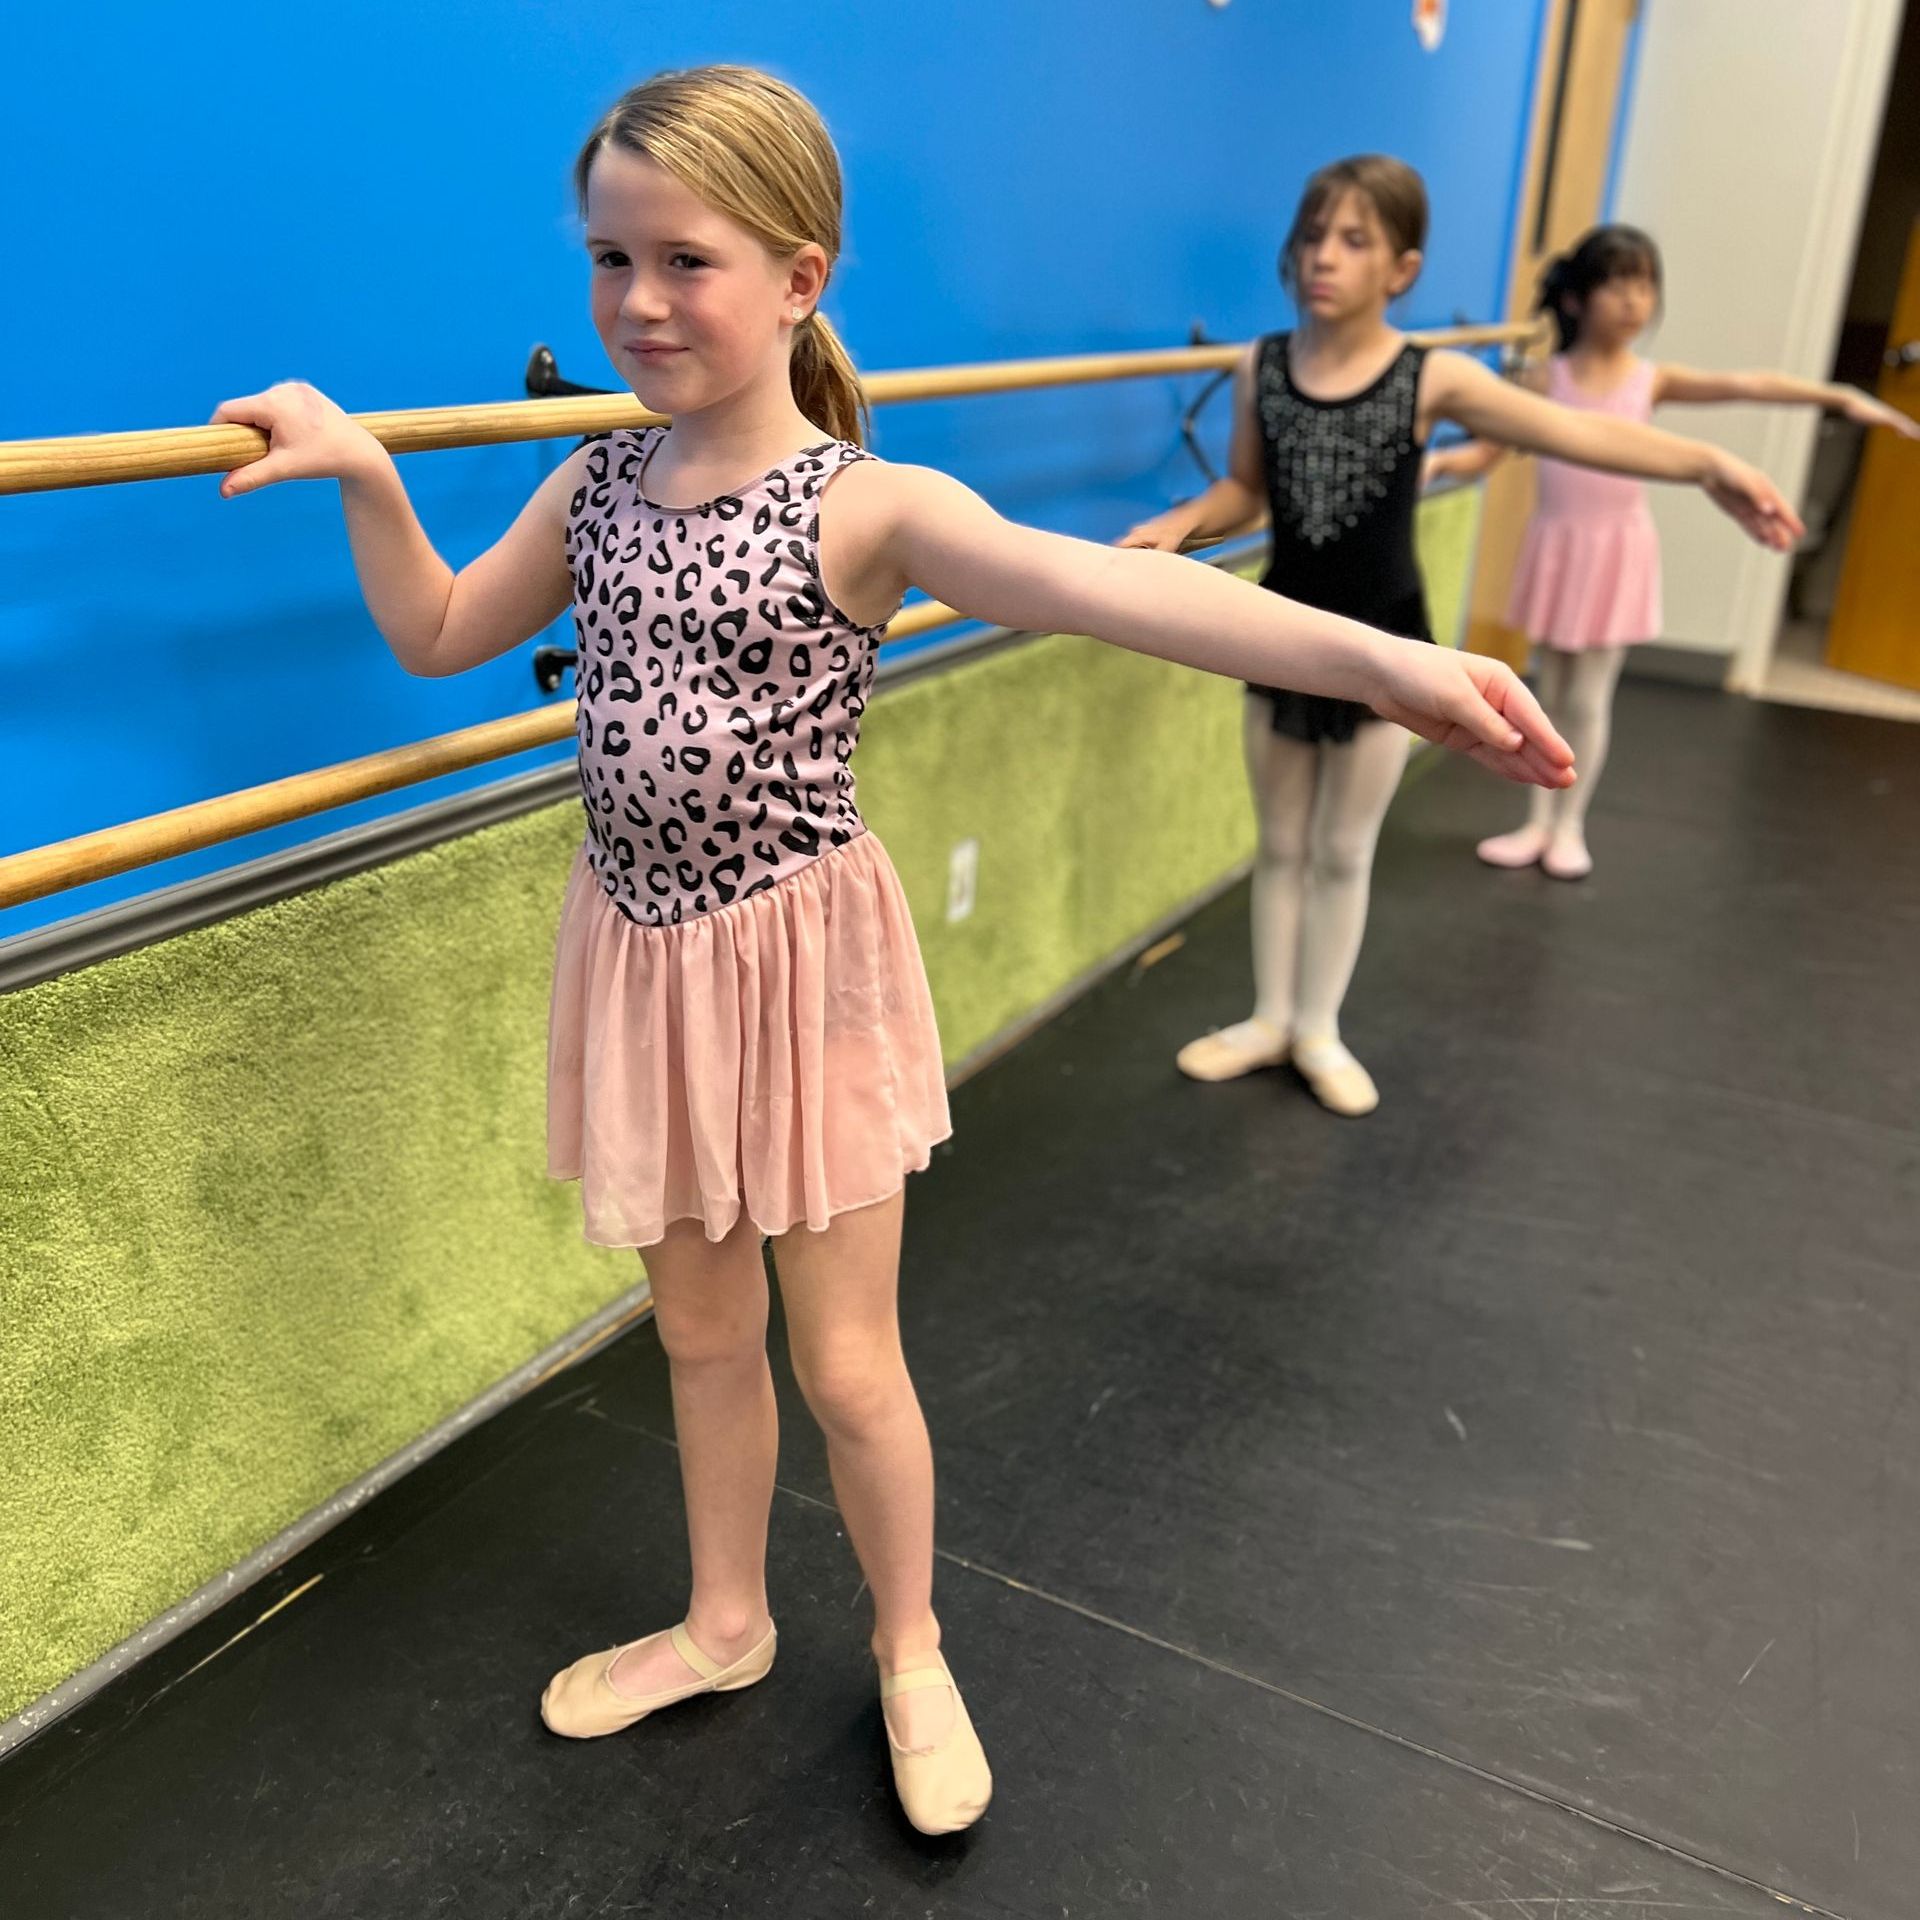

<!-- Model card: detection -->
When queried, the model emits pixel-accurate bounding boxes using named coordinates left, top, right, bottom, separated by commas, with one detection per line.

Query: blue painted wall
left=0, top=0, right=1549, bottom=934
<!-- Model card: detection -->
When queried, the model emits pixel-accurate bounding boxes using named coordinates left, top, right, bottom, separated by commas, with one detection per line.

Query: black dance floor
left=4, top=679, right=1915, bottom=1918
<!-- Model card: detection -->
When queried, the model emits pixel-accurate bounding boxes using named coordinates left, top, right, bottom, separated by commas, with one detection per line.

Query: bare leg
left=606, top=1214, right=779, bottom=1696
left=771, top=1190, right=954, bottom=1752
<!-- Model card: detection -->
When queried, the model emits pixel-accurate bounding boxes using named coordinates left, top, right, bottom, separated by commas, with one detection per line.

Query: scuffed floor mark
left=127, top=1571, right=328, bottom=1723
left=1428, top=1518, right=1596, bottom=1552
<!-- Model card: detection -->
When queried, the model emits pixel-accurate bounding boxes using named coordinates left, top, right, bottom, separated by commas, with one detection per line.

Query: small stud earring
left=792, top=308, right=805, bottom=321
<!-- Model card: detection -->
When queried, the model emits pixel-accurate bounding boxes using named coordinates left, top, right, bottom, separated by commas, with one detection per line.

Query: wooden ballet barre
left=0, top=324, right=1542, bottom=497
left=0, top=595, right=968, bottom=910
left=0, top=319, right=1542, bottom=909
left=1, top=549, right=1289, bottom=911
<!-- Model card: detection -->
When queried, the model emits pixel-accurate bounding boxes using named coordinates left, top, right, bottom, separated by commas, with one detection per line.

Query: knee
left=1254, top=825, right=1308, bottom=877
left=791, top=1336, right=909, bottom=1442
left=1310, top=830, right=1376, bottom=886
left=654, top=1297, right=767, bottom=1374
left=1558, top=687, right=1604, bottom=735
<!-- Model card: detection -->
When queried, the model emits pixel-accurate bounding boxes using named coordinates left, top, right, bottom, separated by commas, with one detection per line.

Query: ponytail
left=791, top=311, right=869, bottom=447
left=1536, top=254, right=1581, bottom=349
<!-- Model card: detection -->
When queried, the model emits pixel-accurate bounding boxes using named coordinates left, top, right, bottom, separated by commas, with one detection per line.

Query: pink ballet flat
left=1176, top=1016, right=1289, bottom=1083
left=1477, top=826, right=1549, bottom=870
left=881, top=1652, right=993, bottom=1835
left=1542, top=837, right=1594, bottom=882
left=540, top=1622, right=776, bottom=1739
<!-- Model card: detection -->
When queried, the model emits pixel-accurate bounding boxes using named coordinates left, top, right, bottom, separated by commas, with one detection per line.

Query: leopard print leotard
left=563, top=428, right=892, bottom=927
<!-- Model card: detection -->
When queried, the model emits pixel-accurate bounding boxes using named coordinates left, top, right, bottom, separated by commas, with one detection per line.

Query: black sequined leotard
left=1248, top=331, right=1432, bottom=745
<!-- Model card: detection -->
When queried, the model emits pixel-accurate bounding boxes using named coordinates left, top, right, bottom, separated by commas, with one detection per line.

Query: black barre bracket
left=525, top=344, right=616, bottom=398
left=1179, top=320, right=1234, bottom=485
left=533, top=644, right=577, bottom=695
left=525, top=342, right=604, bottom=692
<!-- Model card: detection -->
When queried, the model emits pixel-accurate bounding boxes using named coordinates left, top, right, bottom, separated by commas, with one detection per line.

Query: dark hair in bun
left=1537, top=224, right=1663, bottom=349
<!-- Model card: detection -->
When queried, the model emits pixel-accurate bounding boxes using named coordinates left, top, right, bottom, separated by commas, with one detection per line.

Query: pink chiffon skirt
left=547, top=831, right=952, bottom=1249
left=1508, top=507, right=1663, bottom=652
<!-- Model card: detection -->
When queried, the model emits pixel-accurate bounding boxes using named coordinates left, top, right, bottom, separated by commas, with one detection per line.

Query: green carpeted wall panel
left=0, top=804, right=633, bottom=1721
left=0, top=490, right=1481, bottom=1721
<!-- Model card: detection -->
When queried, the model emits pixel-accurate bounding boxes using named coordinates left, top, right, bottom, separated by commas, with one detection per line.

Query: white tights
left=1523, top=645, right=1627, bottom=840
left=1244, top=695, right=1413, bottom=1045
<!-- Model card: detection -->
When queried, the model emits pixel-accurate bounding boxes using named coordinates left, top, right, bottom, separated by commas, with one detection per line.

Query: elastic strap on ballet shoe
left=880, top=1663, right=952, bottom=1699
left=670, top=1623, right=725, bottom=1680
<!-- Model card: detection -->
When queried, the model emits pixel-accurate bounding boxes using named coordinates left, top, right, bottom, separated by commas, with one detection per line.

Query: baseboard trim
left=1618, top=643, right=1729, bottom=690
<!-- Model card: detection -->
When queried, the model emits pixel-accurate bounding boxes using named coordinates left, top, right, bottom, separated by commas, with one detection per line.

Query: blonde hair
left=575, top=65, right=869, bottom=446
left=1280, top=155, right=1429, bottom=299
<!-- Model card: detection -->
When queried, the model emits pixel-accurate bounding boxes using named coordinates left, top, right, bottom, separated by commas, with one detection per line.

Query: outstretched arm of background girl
left=1114, top=344, right=1271, bottom=553
left=1420, top=360, right=1547, bottom=489
left=1421, top=350, right=1806, bottom=549
left=1652, top=364, right=1919, bottom=437
left=823, top=463, right=1574, bottom=789
left=1421, top=437, right=1510, bottom=489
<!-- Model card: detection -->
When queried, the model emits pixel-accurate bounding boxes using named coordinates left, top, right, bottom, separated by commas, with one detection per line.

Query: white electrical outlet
left=946, top=838, right=979, bottom=923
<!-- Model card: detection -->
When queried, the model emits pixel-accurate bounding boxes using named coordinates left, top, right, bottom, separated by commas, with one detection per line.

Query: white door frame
left=1722, top=0, right=1906, bottom=693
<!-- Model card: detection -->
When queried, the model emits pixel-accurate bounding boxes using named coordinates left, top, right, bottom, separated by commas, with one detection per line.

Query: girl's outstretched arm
left=1422, top=350, right=1806, bottom=550
left=1653, top=364, right=1919, bottom=439
left=1116, top=344, right=1270, bottom=552
left=1419, top=360, right=1544, bottom=490
left=213, top=382, right=581, bottom=678
left=1422, top=438, right=1510, bottom=489
left=825, top=462, right=1574, bottom=789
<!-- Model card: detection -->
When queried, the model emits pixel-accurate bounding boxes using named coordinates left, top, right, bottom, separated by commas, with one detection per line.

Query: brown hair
left=574, top=66, right=869, bottom=445
left=1279, top=155, right=1429, bottom=299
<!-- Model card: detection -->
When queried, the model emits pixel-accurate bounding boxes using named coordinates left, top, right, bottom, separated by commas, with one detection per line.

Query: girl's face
left=1571, top=270, right=1658, bottom=350
left=584, top=145, right=826, bottom=417
left=1293, top=188, right=1421, bottom=323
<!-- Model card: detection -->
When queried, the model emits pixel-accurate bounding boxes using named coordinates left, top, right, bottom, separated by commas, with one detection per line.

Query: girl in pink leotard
left=1430, top=224, right=1917, bottom=881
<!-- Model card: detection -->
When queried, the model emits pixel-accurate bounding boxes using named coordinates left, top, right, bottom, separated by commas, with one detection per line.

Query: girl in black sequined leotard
left=1118, top=154, right=1798, bottom=1116
left=1120, top=156, right=1446, bottom=1116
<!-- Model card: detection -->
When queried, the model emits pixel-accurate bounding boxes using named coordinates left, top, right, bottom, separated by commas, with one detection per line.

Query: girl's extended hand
left=1114, top=509, right=1199, bottom=553
left=210, top=382, right=385, bottom=498
left=1368, top=640, right=1577, bottom=789
left=1837, top=387, right=1920, bottom=440
left=1700, top=449, right=1805, bottom=552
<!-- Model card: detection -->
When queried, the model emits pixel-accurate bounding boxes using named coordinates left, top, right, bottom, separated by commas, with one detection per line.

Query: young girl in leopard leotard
left=213, top=71, right=1579, bottom=1834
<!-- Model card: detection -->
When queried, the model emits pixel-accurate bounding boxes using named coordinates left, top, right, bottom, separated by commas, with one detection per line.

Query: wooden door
left=1462, top=0, right=1643, bottom=669
left=1825, top=217, right=1920, bottom=691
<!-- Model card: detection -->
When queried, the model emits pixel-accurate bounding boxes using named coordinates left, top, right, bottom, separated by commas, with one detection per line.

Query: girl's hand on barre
left=211, top=383, right=386, bottom=499
left=1114, top=509, right=1202, bottom=553
left=1421, top=446, right=1489, bottom=491
left=1367, top=641, right=1577, bottom=789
